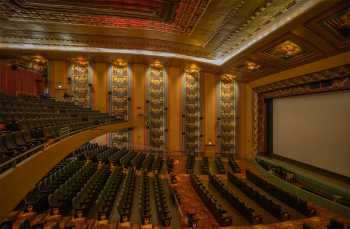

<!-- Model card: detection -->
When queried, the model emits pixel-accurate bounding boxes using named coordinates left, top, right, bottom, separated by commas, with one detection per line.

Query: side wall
left=49, top=61, right=221, bottom=154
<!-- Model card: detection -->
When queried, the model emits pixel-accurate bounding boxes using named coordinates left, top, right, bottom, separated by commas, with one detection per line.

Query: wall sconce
left=221, top=73, right=236, bottom=82
left=185, top=64, right=200, bottom=74
left=208, top=140, right=213, bottom=145
left=112, top=58, right=127, bottom=68
left=245, top=60, right=261, bottom=71
left=71, top=57, right=89, bottom=67
left=150, top=60, right=163, bottom=70
left=56, top=82, right=64, bottom=90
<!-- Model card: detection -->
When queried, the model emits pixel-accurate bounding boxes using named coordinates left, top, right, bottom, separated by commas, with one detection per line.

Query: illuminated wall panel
left=109, top=59, right=131, bottom=148
left=217, top=74, right=238, bottom=154
left=146, top=61, right=167, bottom=151
left=69, top=59, right=91, bottom=107
left=182, top=65, right=201, bottom=154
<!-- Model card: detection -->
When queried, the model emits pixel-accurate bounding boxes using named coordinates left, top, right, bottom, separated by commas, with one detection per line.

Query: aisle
left=174, top=174, right=219, bottom=228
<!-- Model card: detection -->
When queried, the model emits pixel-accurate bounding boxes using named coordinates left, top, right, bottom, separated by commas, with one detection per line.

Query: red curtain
left=0, top=65, right=43, bottom=96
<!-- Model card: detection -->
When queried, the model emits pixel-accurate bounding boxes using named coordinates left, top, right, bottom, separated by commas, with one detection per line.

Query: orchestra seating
left=139, top=175, right=152, bottom=225
left=153, top=175, right=172, bottom=226
left=228, top=157, right=241, bottom=173
left=0, top=94, right=118, bottom=173
left=190, top=174, right=232, bottom=226
left=186, top=155, right=195, bottom=174
left=246, top=170, right=316, bottom=216
left=327, top=219, right=346, bottom=229
left=117, top=168, right=136, bottom=222
left=209, top=173, right=263, bottom=224
left=215, top=157, right=225, bottom=174
left=228, top=172, right=290, bottom=220
left=25, top=157, right=85, bottom=212
left=131, top=152, right=146, bottom=170
left=152, top=156, right=164, bottom=174
left=48, top=162, right=97, bottom=214
left=72, top=165, right=110, bottom=216
left=95, top=167, right=124, bottom=220
left=201, top=156, right=209, bottom=175
left=2, top=144, right=349, bottom=228
left=166, top=157, right=174, bottom=173
left=141, top=154, right=155, bottom=173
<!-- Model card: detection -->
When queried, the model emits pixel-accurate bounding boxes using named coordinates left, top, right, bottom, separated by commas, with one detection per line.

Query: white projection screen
left=273, top=91, right=350, bottom=177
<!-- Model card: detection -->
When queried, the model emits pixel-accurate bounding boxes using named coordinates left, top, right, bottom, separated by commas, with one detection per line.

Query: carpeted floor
left=174, top=174, right=219, bottom=228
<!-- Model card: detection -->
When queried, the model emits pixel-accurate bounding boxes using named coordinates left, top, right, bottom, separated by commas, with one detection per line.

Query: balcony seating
left=117, top=168, right=136, bottom=222
left=139, top=175, right=152, bottom=225
left=228, top=172, right=290, bottom=220
left=228, top=157, right=241, bottom=173
left=154, top=175, right=171, bottom=226
left=186, top=155, right=195, bottom=174
left=246, top=170, right=316, bottom=216
left=209, top=173, right=263, bottom=224
left=215, top=157, right=225, bottom=174
left=201, top=156, right=209, bottom=175
left=0, top=94, right=119, bottom=173
left=190, top=175, right=232, bottom=226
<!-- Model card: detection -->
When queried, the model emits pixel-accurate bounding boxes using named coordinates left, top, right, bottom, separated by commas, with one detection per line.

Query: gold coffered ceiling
left=0, top=0, right=316, bottom=61
left=0, top=0, right=349, bottom=81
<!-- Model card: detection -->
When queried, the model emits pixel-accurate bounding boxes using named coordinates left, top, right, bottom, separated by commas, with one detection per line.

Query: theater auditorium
left=0, top=0, right=349, bottom=228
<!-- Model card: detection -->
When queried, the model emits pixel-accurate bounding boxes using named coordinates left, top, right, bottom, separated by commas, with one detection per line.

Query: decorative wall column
left=146, top=61, right=167, bottom=152
left=48, top=60, right=68, bottom=100
left=131, top=64, right=147, bottom=150
left=167, top=66, right=182, bottom=152
left=109, top=59, right=131, bottom=148
left=92, top=62, right=108, bottom=113
left=182, top=64, right=201, bottom=154
left=217, top=74, right=238, bottom=155
left=202, top=72, right=217, bottom=156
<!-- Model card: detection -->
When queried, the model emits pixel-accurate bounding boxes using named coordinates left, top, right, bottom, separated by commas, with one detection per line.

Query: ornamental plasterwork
left=210, top=0, right=296, bottom=58
left=0, top=0, right=320, bottom=64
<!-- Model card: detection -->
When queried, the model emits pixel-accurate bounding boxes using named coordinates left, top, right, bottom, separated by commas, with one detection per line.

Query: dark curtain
left=0, top=65, right=43, bottom=96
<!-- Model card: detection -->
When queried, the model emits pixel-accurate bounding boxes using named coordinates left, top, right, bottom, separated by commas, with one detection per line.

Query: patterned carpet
left=174, top=174, right=219, bottom=228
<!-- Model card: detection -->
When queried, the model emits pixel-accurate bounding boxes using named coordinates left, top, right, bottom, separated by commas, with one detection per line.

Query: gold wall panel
left=147, top=62, right=167, bottom=151
left=110, top=60, right=130, bottom=148
left=182, top=66, right=201, bottom=154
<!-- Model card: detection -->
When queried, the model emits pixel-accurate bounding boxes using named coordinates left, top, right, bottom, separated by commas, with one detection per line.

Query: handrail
left=0, top=120, right=134, bottom=220
left=0, top=121, right=121, bottom=174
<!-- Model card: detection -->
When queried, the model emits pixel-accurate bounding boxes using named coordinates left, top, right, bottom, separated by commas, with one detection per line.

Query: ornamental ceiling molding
left=0, top=0, right=324, bottom=65
left=254, top=64, right=350, bottom=94
left=13, top=0, right=180, bottom=22
left=220, top=0, right=323, bottom=64
left=4, top=0, right=210, bottom=34
left=0, top=29, right=211, bottom=58
left=208, top=0, right=297, bottom=58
